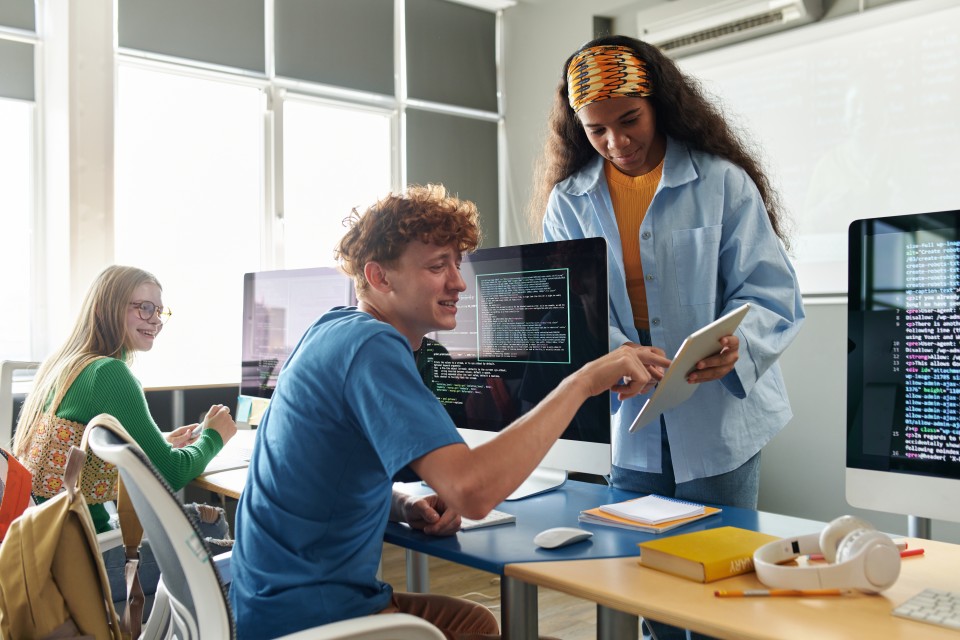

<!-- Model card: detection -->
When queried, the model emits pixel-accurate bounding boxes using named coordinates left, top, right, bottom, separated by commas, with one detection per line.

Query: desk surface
left=505, top=537, right=960, bottom=640
left=190, top=429, right=256, bottom=499
left=193, top=467, right=247, bottom=499
left=384, top=480, right=826, bottom=576
left=193, top=469, right=828, bottom=578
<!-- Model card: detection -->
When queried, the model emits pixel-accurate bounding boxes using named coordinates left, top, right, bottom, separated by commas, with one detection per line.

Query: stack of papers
left=599, top=495, right=704, bottom=524
left=579, top=495, right=721, bottom=534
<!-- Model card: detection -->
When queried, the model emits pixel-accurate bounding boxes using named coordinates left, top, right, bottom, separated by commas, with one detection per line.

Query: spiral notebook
left=600, top=495, right=705, bottom=524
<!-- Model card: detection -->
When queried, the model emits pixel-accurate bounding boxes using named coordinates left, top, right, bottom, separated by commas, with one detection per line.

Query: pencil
left=714, top=589, right=846, bottom=598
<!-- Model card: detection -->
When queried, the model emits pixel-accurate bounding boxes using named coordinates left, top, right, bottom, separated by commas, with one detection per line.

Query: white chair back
left=87, top=415, right=233, bottom=639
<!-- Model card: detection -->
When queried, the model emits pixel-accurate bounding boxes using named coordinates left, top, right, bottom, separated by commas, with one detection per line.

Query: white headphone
left=753, top=515, right=901, bottom=593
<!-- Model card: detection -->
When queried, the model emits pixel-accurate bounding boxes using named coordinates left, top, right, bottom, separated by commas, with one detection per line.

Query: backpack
left=0, top=418, right=144, bottom=639
left=0, top=448, right=34, bottom=542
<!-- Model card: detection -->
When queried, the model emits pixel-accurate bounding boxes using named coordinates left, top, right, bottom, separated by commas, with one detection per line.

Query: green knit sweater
left=42, top=357, right=224, bottom=533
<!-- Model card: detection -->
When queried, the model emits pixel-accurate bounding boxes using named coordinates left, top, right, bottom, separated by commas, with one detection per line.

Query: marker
left=715, top=589, right=846, bottom=598
left=190, top=423, right=204, bottom=438
left=900, top=548, right=925, bottom=558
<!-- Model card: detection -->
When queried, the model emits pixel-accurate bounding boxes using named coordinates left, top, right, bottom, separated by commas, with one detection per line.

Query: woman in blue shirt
left=530, top=35, right=805, bottom=511
left=531, top=37, right=805, bottom=640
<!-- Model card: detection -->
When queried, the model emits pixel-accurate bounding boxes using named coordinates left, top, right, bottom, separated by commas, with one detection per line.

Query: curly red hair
left=336, top=184, right=482, bottom=295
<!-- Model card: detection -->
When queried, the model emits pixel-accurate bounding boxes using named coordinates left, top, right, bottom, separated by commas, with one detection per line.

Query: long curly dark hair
left=528, top=35, right=788, bottom=248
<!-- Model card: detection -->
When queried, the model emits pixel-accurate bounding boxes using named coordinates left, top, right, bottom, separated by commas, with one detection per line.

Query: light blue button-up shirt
left=543, top=137, right=805, bottom=483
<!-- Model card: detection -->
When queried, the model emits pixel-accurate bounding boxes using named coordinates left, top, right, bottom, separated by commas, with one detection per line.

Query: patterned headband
left=566, top=45, right=653, bottom=113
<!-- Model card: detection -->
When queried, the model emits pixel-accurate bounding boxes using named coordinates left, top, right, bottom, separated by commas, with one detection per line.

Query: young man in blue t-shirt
left=230, top=184, right=670, bottom=639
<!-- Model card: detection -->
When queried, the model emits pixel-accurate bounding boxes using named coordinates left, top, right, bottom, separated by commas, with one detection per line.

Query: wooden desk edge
left=192, top=469, right=246, bottom=500
left=505, top=538, right=960, bottom=640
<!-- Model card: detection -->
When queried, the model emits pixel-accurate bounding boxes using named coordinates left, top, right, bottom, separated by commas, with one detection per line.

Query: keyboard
left=893, top=588, right=960, bottom=630
left=460, top=509, right=516, bottom=531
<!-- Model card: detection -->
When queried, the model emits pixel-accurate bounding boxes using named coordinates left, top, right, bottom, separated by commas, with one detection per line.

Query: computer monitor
left=847, top=210, right=960, bottom=524
left=423, top=237, right=610, bottom=500
left=240, top=267, right=355, bottom=402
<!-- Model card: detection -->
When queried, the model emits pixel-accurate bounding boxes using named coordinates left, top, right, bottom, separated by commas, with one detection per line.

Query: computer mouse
left=533, top=527, right=593, bottom=549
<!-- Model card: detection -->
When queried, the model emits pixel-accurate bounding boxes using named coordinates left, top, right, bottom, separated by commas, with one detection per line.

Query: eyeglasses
left=130, top=301, right=172, bottom=324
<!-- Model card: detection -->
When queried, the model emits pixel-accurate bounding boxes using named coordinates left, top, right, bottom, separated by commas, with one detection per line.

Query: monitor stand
left=505, top=467, right=567, bottom=501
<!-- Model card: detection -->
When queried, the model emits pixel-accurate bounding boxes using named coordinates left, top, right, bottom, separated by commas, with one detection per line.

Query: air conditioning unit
left=636, top=0, right=823, bottom=57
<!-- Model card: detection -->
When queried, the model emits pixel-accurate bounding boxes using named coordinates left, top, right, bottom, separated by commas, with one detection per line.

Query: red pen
left=809, top=541, right=910, bottom=562
left=808, top=548, right=923, bottom=560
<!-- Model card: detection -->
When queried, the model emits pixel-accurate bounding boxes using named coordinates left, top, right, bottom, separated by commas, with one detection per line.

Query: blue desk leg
left=597, top=606, right=638, bottom=640
left=502, top=576, right=538, bottom=640
left=406, top=550, right=430, bottom=593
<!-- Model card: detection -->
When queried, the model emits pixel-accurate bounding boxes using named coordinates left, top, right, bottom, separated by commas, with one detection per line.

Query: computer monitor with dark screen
left=240, top=267, right=354, bottom=400
left=847, top=210, right=960, bottom=524
left=422, top=237, right=609, bottom=499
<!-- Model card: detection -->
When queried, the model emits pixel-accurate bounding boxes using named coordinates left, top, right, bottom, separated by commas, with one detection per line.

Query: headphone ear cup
left=819, top=515, right=874, bottom=563
left=835, top=529, right=901, bottom=592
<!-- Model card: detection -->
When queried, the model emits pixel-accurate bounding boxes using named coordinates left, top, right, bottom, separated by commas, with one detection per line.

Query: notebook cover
left=637, top=526, right=781, bottom=582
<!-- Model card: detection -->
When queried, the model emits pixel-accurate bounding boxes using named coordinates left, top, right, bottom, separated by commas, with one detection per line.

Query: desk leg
left=501, top=576, right=537, bottom=640
left=597, top=605, right=638, bottom=640
left=405, top=550, right=430, bottom=593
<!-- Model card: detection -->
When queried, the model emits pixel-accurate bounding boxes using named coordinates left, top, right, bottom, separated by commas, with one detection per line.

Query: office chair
left=86, top=413, right=447, bottom=640
left=0, top=360, right=39, bottom=446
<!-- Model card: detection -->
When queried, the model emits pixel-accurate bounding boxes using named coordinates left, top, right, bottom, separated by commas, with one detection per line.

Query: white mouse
left=533, top=527, right=593, bottom=549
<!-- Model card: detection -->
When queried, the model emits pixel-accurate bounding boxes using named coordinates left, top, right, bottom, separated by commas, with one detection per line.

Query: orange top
left=607, top=158, right=663, bottom=331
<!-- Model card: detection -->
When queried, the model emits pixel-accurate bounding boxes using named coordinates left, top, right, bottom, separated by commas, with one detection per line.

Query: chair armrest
left=212, top=549, right=232, bottom=585
left=96, top=528, right=124, bottom=554
left=276, top=613, right=445, bottom=640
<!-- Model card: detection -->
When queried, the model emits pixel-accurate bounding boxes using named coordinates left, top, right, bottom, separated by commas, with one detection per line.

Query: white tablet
left=628, top=303, right=751, bottom=433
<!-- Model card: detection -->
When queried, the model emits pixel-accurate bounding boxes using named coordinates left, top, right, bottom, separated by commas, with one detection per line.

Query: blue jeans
left=104, top=502, right=231, bottom=618
left=613, top=422, right=762, bottom=640
left=611, top=423, right=762, bottom=509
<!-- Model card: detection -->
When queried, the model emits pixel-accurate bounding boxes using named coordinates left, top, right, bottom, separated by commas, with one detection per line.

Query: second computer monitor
left=847, top=210, right=960, bottom=525
left=240, top=267, right=355, bottom=401
left=423, top=237, right=610, bottom=498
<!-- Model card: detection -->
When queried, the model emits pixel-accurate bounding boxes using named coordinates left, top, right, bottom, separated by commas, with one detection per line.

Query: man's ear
left=363, top=261, right=392, bottom=293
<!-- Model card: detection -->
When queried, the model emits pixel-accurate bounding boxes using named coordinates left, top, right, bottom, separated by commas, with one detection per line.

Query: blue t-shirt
left=230, top=308, right=463, bottom=639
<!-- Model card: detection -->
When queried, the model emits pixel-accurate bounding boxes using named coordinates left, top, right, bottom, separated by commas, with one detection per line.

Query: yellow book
left=638, top=526, right=781, bottom=583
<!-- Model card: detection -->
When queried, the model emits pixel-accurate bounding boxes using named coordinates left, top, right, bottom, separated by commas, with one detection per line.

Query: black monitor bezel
left=847, top=209, right=960, bottom=482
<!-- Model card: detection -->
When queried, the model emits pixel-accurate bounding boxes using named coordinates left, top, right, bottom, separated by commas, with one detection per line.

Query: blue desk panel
left=384, top=479, right=826, bottom=575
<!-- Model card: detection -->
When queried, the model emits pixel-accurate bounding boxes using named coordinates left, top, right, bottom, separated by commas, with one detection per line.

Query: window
left=115, top=65, right=263, bottom=385
left=281, top=98, right=393, bottom=270
left=0, top=98, right=33, bottom=360
left=29, top=0, right=503, bottom=384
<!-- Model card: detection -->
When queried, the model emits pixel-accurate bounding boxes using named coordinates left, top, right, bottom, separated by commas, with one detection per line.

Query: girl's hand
left=166, top=424, right=200, bottom=448
left=688, top=335, right=739, bottom=383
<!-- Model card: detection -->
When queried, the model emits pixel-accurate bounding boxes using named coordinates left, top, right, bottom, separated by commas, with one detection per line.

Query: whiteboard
left=679, top=0, right=960, bottom=294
